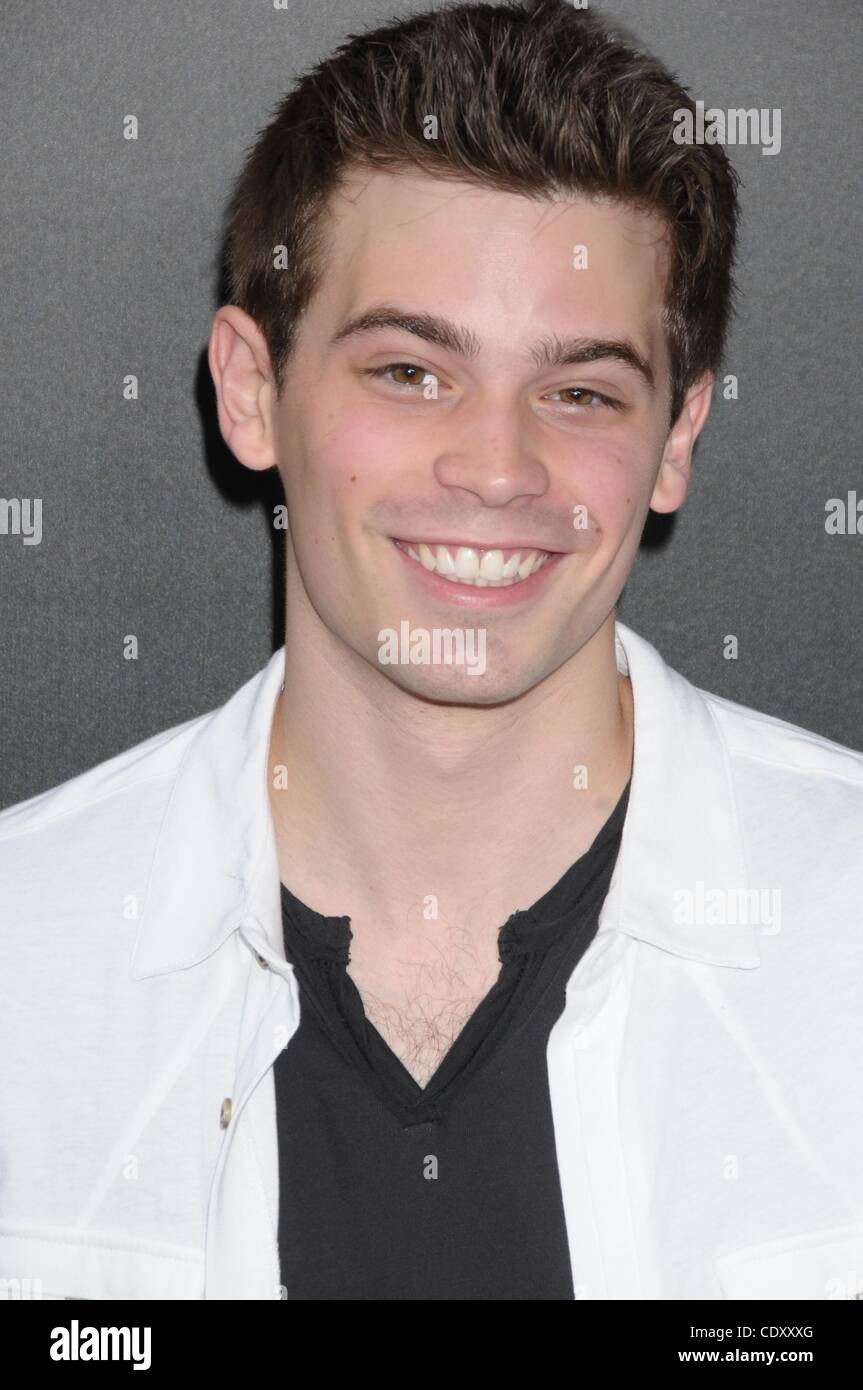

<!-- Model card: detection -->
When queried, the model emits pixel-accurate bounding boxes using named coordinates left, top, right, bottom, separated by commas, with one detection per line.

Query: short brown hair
left=225, top=0, right=740, bottom=423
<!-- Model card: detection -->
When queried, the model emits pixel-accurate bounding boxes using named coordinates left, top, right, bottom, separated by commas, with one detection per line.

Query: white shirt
left=1, top=620, right=862, bottom=1301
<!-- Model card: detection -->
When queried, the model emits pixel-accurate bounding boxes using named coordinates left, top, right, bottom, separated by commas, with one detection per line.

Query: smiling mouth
left=391, top=538, right=555, bottom=588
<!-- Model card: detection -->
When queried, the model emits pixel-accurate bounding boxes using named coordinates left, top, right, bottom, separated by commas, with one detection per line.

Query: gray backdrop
left=2, top=0, right=861, bottom=810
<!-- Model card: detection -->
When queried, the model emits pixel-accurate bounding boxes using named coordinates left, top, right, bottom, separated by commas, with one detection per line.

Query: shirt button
left=220, top=1098, right=232, bottom=1129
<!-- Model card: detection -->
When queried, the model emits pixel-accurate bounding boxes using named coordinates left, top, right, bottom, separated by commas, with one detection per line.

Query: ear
left=649, top=373, right=714, bottom=514
left=207, top=305, right=278, bottom=472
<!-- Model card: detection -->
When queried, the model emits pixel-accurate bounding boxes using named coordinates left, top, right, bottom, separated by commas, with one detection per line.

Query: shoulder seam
left=0, top=769, right=181, bottom=845
left=701, top=690, right=863, bottom=769
left=726, top=748, right=863, bottom=784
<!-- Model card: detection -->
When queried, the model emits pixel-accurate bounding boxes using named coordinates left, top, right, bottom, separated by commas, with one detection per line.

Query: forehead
left=311, top=165, right=671, bottom=365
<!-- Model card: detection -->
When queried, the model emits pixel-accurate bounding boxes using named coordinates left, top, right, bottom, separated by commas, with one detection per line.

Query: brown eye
left=561, top=388, right=600, bottom=407
left=365, top=363, right=438, bottom=392
left=544, top=385, right=619, bottom=412
left=389, top=364, right=425, bottom=386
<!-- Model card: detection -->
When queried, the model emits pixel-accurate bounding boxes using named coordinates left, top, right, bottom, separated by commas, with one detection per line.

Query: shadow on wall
left=194, top=348, right=287, bottom=657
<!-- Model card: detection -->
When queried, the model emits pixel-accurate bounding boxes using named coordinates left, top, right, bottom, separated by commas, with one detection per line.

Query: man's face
left=266, top=167, right=695, bottom=703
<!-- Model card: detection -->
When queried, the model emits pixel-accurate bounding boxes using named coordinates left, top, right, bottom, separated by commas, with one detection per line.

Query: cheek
left=283, top=427, right=392, bottom=577
left=297, top=400, right=408, bottom=501
left=563, top=438, right=650, bottom=537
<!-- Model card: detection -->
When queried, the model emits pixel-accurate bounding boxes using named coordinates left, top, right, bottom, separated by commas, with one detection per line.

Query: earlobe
left=649, top=449, right=691, bottom=515
left=648, top=373, right=714, bottom=515
left=208, top=306, right=278, bottom=472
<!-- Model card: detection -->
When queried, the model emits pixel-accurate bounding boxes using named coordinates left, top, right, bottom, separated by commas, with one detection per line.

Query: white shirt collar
left=130, top=620, right=759, bottom=981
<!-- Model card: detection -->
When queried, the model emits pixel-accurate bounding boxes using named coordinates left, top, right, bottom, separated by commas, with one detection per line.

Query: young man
left=1, top=0, right=862, bottom=1302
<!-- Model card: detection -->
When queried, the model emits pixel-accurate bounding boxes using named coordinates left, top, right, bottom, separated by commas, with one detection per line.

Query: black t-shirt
left=273, top=778, right=630, bottom=1300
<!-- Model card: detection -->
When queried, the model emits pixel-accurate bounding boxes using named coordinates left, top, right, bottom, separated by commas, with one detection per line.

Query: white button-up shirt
left=1, top=621, right=862, bottom=1300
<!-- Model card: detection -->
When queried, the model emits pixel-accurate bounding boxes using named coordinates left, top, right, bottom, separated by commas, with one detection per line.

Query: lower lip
left=390, top=539, right=565, bottom=608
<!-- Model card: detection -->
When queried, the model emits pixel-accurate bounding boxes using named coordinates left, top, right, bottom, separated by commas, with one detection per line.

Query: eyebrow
left=328, top=303, right=655, bottom=391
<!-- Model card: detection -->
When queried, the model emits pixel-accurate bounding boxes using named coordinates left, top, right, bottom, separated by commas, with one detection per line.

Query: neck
left=267, top=603, right=633, bottom=935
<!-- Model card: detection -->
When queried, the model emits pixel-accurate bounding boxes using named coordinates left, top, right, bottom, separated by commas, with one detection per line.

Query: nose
left=432, top=397, right=550, bottom=506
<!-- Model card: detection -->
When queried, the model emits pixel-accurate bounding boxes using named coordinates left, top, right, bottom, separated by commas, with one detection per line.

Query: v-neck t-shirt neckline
left=277, top=778, right=631, bottom=1121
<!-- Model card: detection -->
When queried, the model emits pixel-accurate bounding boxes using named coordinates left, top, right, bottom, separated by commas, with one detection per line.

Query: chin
left=376, top=659, right=541, bottom=708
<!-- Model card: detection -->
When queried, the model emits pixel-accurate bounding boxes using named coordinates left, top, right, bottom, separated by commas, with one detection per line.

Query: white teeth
left=453, top=547, right=479, bottom=580
left=435, top=545, right=455, bottom=575
left=479, top=548, right=505, bottom=580
left=397, top=540, right=552, bottom=587
left=517, top=550, right=538, bottom=579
